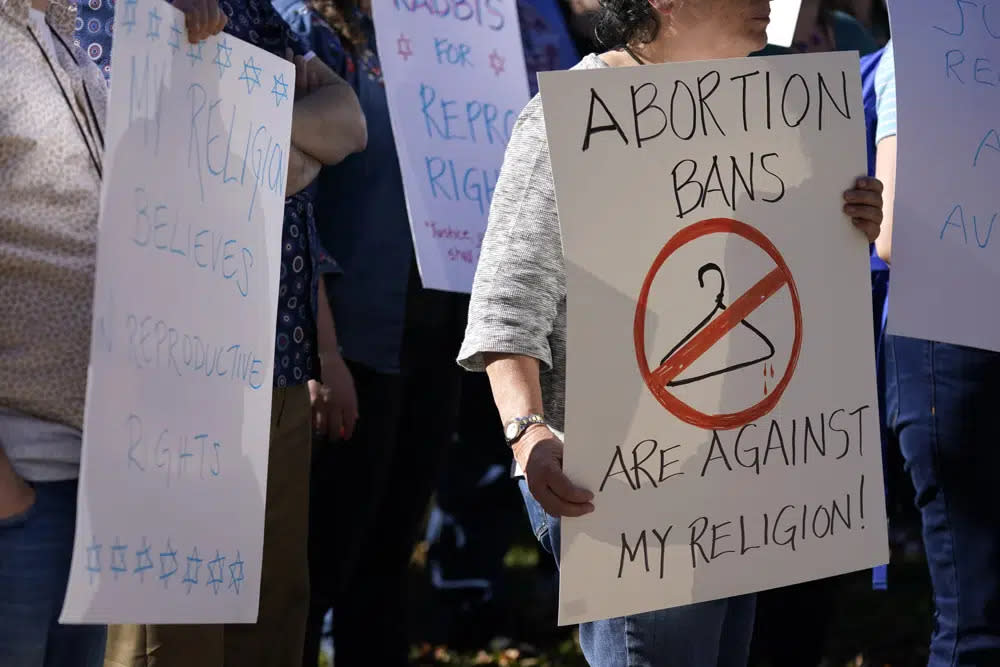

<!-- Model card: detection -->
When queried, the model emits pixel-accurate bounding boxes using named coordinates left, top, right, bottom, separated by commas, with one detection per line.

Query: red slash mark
left=651, top=267, right=788, bottom=386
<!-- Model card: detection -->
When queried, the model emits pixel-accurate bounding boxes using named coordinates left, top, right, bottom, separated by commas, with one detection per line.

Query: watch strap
left=504, top=414, right=547, bottom=445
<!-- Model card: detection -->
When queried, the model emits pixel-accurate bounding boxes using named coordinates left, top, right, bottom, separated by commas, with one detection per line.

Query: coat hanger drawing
left=659, top=263, right=775, bottom=387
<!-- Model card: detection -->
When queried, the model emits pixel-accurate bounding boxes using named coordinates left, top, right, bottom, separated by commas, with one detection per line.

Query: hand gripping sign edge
left=633, top=218, right=803, bottom=430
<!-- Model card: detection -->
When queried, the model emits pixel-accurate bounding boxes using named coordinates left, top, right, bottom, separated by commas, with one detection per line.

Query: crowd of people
left=1, top=0, right=997, bottom=666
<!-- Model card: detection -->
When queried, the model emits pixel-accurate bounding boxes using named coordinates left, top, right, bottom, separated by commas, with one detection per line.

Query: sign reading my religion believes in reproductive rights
left=372, top=0, right=531, bottom=294
left=61, top=0, right=293, bottom=623
left=538, top=51, right=889, bottom=625
left=884, top=0, right=1000, bottom=352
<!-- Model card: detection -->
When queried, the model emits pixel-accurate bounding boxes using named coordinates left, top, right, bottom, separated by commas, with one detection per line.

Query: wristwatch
left=503, top=414, right=548, bottom=446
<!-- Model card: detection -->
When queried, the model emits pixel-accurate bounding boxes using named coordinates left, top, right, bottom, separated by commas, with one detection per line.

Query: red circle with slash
left=633, top=218, right=803, bottom=430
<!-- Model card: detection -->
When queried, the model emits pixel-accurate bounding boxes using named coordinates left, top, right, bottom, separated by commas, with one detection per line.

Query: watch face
left=505, top=421, right=521, bottom=441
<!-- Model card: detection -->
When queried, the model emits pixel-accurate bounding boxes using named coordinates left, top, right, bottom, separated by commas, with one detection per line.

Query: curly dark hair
left=308, top=0, right=366, bottom=52
left=594, top=0, right=662, bottom=49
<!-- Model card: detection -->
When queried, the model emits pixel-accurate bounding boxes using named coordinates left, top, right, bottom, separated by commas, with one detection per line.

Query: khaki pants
left=104, top=385, right=312, bottom=667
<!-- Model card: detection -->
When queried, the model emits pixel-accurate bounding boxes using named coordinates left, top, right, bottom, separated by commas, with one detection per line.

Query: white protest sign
left=61, top=0, right=293, bottom=623
left=539, top=52, right=888, bottom=625
left=372, top=0, right=531, bottom=293
left=768, top=0, right=804, bottom=48
left=885, top=1, right=1000, bottom=351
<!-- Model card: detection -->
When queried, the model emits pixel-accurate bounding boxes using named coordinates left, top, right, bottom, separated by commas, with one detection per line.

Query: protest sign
left=538, top=51, right=889, bottom=625
left=371, top=0, right=531, bottom=293
left=768, top=0, right=804, bottom=48
left=60, top=0, right=293, bottom=623
left=885, top=0, right=1000, bottom=351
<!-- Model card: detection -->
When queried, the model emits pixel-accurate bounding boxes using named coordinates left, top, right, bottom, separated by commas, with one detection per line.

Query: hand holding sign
left=516, top=428, right=594, bottom=519
left=842, top=177, right=884, bottom=242
left=173, top=0, right=227, bottom=43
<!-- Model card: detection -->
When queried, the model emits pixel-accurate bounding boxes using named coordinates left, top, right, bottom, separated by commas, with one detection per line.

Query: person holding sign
left=873, top=41, right=1000, bottom=666
left=458, top=0, right=885, bottom=664
left=0, top=1, right=224, bottom=665
left=95, top=1, right=366, bottom=666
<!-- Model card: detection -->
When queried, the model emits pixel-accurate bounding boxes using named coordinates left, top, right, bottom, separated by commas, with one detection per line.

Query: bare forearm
left=286, top=146, right=321, bottom=195
left=292, top=75, right=367, bottom=166
left=484, top=353, right=545, bottom=425
left=874, top=135, right=896, bottom=264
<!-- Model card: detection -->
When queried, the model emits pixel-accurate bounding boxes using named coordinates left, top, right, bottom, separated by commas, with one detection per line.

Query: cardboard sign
left=372, top=0, right=531, bottom=293
left=539, top=51, right=888, bottom=625
left=61, top=0, right=293, bottom=623
left=885, top=0, right=1000, bottom=351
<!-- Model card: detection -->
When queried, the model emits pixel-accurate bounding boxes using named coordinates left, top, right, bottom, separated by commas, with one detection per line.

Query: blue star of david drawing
left=182, top=546, right=203, bottom=594
left=187, top=40, right=203, bottom=67
left=86, top=536, right=102, bottom=583
left=110, top=537, right=129, bottom=580
left=168, top=20, right=182, bottom=53
left=122, top=0, right=137, bottom=33
left=213, top=38, right=233, bottom=79
left=206, top=550, right=226, bottom=595
left=271, top=73, right=289, bottom=107
left=159, top=539, right=178, bottom=588
left=239, top=57, right=263, bottom=94
left=228, top=551, right=245, bottom=595
left=134, top=537, right=154, bottom=582
left=146, top=6, right=161, bottom=41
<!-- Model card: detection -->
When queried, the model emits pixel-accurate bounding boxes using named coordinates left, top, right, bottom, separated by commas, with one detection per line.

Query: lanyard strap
left=26, top=23, right=103, bottom=179
left=622, top=45, right=645, bottom=66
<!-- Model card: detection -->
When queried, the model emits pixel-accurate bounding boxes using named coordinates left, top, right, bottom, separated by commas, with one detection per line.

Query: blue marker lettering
left=426, top=156, right=452, bottom=200
left=211, top=441, right=222, bottom=476
left=133, top=187, right=151, bottom=246
left=152, top=205, right=169, bottom=250
left=127, top=413, right=145, bottom=471
left=934, top=0, right=976, bottom=36
left=974, top=128, right=1000, bottom=166
left=248, top=358, right=264, bottom=390
left=222, top=239, right=239, bottom=279
left=187, top=83, right=207, bottom=202
left=940, top=204, right=969, bottom=243
left=975, top=58, right=996, bottom=85
left=945, top=49, right=966, bottom=83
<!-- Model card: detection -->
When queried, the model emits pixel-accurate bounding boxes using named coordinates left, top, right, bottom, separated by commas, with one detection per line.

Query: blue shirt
left=874, top=41, right=896, bottom=144
left=306, top=15, right=413, bottom=374
left=302, top=6, right=579, bottom=374
left=77, top=0, right=334, bottom=387
left=74, top=0, right=115, bottom=80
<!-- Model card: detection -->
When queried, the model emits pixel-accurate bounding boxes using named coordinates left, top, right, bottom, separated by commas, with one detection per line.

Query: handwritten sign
left=538, top=52, right=889, bottom=625
left=60, top=0, right=293, bottom=623
left=372, top=0, right=531, bottom=293
left=768, top=0, right=804, bottom=48
left=884, top=1, right=1000, bottom=351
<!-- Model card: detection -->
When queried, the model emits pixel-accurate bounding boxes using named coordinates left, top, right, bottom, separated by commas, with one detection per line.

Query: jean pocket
left=518, top=479, right=552, bottom=551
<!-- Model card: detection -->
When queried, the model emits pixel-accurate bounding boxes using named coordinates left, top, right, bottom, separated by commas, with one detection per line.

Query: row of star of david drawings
left=85, top=535, right=247, bottom=596
left=121, top=0, right=291, bottom=107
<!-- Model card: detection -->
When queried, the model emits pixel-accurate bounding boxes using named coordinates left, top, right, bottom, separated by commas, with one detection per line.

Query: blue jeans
left=518, top=480, right=756, bottom=667
left=885, top=336, right=1000, bottom=666
left=0, top=479, right=106, bottom=667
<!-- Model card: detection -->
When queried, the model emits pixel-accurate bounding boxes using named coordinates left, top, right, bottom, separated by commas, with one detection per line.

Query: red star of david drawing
left=488, top=49, right=505, bottom=76
left=397, top=34, right=413, bottom=61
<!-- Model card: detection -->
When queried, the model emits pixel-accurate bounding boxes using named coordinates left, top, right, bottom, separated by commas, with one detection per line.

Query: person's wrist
left=511, top=423, right=552, bottom=470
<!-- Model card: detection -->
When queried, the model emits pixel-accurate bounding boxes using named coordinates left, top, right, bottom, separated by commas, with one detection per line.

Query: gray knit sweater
left=458, top=54, right=609, bottom=433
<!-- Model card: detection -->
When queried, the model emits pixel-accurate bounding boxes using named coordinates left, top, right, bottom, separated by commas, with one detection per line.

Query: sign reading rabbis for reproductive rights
left=61, top=0, right=292, bottom=623
left=372, top=0, right=531, bottom=293
left=539, top=52, right=889, bottom=625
